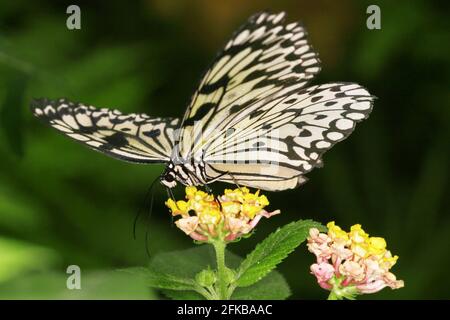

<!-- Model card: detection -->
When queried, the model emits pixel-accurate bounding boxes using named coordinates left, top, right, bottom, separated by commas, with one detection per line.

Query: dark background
left=0, top=0, right=448, bottom=299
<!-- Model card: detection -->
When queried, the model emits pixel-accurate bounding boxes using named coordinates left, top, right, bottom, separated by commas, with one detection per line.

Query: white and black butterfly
left=31, top=12, right=374, bottom=192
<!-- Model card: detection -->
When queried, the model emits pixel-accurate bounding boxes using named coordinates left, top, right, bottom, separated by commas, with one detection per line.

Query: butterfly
left=31, top=11, right=374, bottom=192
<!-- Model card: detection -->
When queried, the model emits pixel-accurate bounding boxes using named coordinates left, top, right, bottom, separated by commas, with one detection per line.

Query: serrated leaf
left=120, top=266, right=197, bottom=291
left=232, top=271, right=290, bottom=300
left=162, top=270, right=291, bottom=300
left=236, top=219, right=325, bottom=287
left=120, top=246, right=229, bottom=293
left=123, top=245, right=291, bottom=300
left=148, top=245, right=220, bottom=277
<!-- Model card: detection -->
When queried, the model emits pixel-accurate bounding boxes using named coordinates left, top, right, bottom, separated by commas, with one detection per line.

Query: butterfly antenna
left=167, top=186, right=176, bottom=201
left=144, top=186, right=155, bottom=258
left=230, top=173, right=243, bottom=191
left=134, top=176, right=159, bottom=240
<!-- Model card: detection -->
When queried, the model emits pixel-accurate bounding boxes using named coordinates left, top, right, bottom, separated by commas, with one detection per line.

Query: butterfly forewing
left=31, top=98, right=179, bottom=163
left=178, top=11, right=321, bottom=159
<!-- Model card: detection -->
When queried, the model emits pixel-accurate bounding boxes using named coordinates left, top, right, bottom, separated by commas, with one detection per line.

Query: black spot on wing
left=198, top=76, right=229, bottom=94
left=299, top=129, right=312, bottom=137
left=225, top=128, right=236, bottom=138
left=284, top=98, right=297, bottom=104
left=324, top=101, right=337, bottom=107
left=229, top=98, right=259, bottom=114
left=243, top=69, right=267, bottom=82
left=78, top=126, right=97, bottom=134
left=229, top=104, right=243, bottom=113
left=249, top=109, right=264, bottom=119
left=102, top=132, right=128, bottom=150
left=143, top=129, right=161, bottom=138
left=310, top=96, right=322, bottom=103
left=184, top=102, right=216, bottom=126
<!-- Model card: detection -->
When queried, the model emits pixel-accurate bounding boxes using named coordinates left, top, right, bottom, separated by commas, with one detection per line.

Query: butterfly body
left=160, top=160, right=210, bottom=188
left=31, top=12, right=374, bottom=192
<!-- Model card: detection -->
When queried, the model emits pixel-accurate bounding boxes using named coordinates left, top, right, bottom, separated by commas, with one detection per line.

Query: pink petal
left=189, top=232, right=208, bottom=241
left=357, top=279, right=388, bottom=294
left=311, top=262, right=335, bottom=283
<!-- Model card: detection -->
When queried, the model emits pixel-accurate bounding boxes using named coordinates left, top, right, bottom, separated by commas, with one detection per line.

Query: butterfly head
left=160, top=164, right=178, bottom=188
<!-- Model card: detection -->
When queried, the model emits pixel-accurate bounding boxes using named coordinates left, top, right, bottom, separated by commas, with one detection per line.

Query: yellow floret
left=368, top=237, right=387, bottom=256
left=185, top=186, right=197, bottom=199
left=242, top=203, right=262, bottom=219
left=327, top=221, right=349, bottom=241
left=199, top=207, right=222, bottom=225
left=349, top=224, right=369, bottom=243
left=258, top=194, right=269, bottom=207
left=165, top=198, right=178, bottom=214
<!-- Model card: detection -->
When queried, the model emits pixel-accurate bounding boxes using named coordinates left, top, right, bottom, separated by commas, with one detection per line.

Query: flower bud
left=195, top=269, right=217, bottom=287
left=222, top=267, right=236, bottom=284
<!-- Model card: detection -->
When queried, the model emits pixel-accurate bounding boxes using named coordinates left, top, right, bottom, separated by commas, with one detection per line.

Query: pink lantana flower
left=308, top=222, right=404, bottom=299
left=166, top=186, right=280, bottom=243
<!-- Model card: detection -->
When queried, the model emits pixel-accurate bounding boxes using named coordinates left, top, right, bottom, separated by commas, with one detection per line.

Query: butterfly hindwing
left=31, top=98, right=179, bottom=163
left=202, top=83, right=374, bottom=190
left=169, top=11, right=374, bottom=191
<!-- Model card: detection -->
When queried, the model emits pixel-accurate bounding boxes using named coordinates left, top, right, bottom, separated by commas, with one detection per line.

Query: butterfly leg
left=215, top=194, right=223, bottom=210
left=204, top=183, right=223, bottom=210
left=229, top=173, right=243, bottom=191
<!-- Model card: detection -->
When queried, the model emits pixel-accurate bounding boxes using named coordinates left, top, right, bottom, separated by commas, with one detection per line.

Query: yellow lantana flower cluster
left=308, top=222, right=404, bottom=297
left=165, top=186, right=279, bottom=242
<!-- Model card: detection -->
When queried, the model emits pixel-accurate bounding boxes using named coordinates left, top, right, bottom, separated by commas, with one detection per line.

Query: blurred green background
left=0, top=0, right=449, bottom=299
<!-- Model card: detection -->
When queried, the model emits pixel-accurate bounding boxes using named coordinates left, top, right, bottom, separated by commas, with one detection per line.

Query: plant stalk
left=212, top=240, right=228, bottom=299
left=327, top=291, right=339, bottom=300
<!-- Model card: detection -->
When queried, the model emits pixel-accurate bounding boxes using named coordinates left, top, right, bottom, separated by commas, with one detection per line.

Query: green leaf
left=120, top=246, right=221, bottom=295
left=120, top=266, right=197, bottom=291
left=232, top=271, right=290, bottom=300
left=236, top=219, right=325, bottom=287
left=147, top=245, right=220, bottom=277
left=122, top=246, right=229, bottom=294
left=123, top=245, right=291, bottom=300
left=162, top=271, right=291, bottom=300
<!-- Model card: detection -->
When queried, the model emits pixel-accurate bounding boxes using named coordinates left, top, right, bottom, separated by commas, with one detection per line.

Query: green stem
left=206, top=285, right=219, bottom=300
left=326, top=276, right=358, bottom=300
left=195, top=286, right=216, bottom=300
left=327, top=291, right=340, bottom=300
left=212, top=240, right=228, bottom=299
